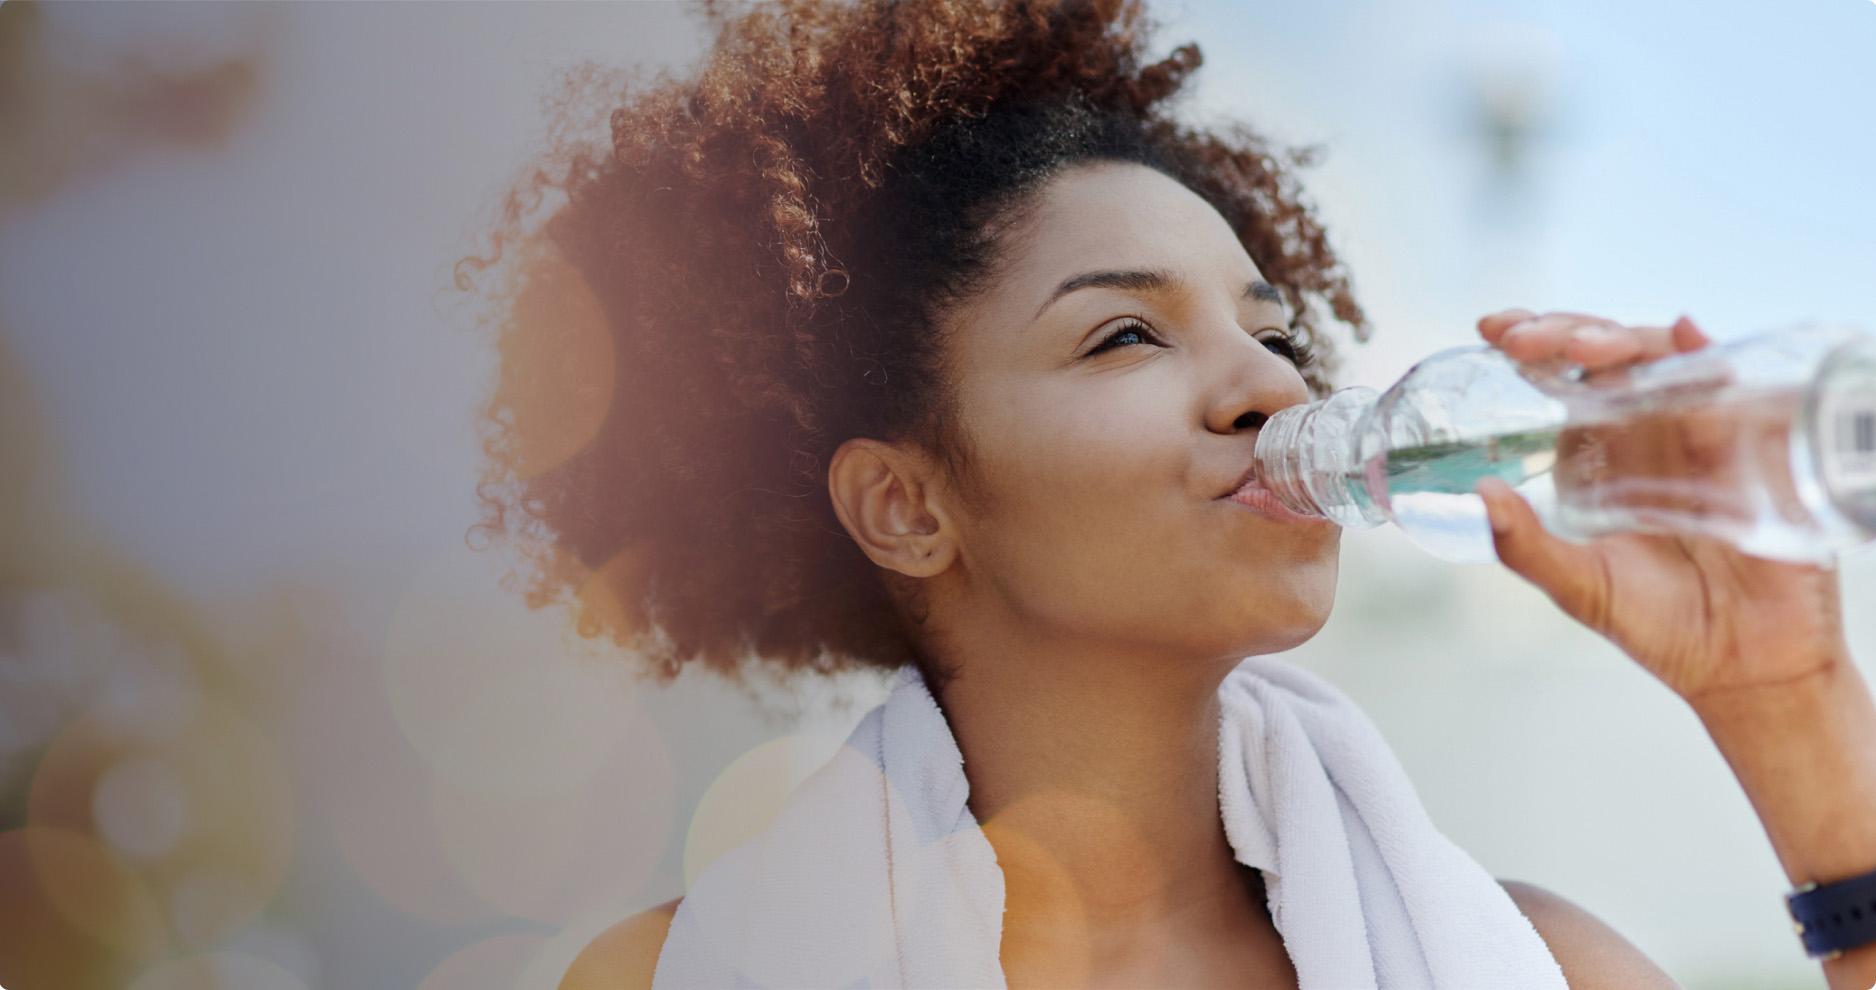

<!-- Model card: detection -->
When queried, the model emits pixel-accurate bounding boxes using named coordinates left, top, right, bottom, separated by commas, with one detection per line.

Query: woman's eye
left=1082, top=321, right=1315, bottom=368
left=1258, top=330, right=1314, bottom=368
left=1085, top=319, right=1158, bottom=356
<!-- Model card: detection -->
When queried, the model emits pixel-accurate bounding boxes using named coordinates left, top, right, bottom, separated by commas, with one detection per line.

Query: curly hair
left=456, top=0, right=1370, bottom=692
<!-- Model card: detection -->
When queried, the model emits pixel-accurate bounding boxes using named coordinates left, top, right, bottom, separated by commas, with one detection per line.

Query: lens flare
left=0, top=826, right=169, bottom=966
left=681, top=735, right=906, bottom=988
left=492, top=240, right=616, bottom=482
left=416, top=933, right=549, bottom=990
left=382, top=546, right=642, bottom=798
left=28, top=701, right=294, bottom=951
left=127, top=951, right=308, bottom=990
left=682, top=730, right=847, bottom=889
left=92, top=756, right=191, bottom=861
left=431, top=691, right=674, bottom=924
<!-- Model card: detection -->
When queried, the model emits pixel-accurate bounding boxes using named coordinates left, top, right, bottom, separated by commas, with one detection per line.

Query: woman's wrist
left=1689, top=653, right=1876, bottom=988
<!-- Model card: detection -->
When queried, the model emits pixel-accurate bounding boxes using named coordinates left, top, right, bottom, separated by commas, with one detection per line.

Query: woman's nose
left=1206, top=331, right=1311, bottom=436
left=1229, top=407, right=1269, bottom=432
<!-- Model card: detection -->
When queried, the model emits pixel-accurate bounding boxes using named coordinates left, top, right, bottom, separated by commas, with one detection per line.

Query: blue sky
left=1170, top=0, right=1876, bottom=384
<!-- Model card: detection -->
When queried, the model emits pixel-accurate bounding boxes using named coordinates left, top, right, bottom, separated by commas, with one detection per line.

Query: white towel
left=653, top=657, right=1568, bottom=989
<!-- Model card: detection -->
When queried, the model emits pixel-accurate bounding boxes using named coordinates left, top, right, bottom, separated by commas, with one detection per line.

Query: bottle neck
left=1254, top=386, right=1385, bottom=528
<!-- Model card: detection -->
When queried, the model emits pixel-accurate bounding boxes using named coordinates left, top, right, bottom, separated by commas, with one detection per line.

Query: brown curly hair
left=456, top=0, right=1370, bottom=692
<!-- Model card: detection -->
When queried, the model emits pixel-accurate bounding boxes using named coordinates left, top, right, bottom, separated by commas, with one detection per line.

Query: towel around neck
left=652, top=657, right=1567, bottom=989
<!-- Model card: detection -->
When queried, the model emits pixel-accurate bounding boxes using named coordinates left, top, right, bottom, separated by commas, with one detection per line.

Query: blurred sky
left=2, top=2, right=1874, bottom=988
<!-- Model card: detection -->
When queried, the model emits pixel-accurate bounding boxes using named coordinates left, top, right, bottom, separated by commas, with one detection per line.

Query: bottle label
left=1818, top=364, right=1876, bottom=497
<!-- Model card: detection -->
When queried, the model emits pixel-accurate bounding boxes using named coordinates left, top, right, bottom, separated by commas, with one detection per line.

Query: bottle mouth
left=1249, top=385, right=1388, bottom=528
left=1251, top=406, right=1319, bottom=516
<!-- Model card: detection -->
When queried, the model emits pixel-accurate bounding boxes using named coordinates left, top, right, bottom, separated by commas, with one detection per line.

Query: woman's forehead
left=999, top=164, right=1265, bottom=306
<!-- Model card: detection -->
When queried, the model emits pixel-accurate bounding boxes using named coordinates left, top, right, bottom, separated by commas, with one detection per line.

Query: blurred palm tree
left=0, top=0, right=265, bottom=212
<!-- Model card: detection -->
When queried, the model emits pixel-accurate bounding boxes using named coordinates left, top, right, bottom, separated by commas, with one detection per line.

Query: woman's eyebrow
left=1032, top=267, right=1282, bottom=321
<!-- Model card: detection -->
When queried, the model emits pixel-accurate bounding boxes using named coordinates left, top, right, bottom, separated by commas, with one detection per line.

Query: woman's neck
left=928, top=639, right=1262, bottom=951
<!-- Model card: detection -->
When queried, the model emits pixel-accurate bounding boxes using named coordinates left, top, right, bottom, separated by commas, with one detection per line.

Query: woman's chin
left=1232, top=577, right=1337, bottom=653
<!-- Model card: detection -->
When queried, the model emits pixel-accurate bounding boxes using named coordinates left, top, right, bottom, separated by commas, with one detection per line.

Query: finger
left=1670, top=314, right=1710, bottom=352
left=1563, top=323, right=1676, bottom=369
left=1479, top=307, right=1538, bottom=344
left=1477, top=477, right=1611, bottom=632
left=1561, top=324, right=1645, bottom=369
left=1498, top=312, right=1622, bottom=362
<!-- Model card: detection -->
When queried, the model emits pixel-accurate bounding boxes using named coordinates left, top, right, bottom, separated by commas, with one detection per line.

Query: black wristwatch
left=1786, top=866, right=1876, bottom=960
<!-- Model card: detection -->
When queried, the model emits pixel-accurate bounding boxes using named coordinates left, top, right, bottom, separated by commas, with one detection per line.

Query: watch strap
left=1786, top=866, right=1876, bottom=960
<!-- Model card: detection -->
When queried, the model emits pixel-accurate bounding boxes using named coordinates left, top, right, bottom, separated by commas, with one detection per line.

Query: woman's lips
left=1220, top=482, right=1333, bottom=526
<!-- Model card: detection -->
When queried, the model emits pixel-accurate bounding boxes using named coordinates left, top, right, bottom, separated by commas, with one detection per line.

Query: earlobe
left=826, top=438, right=953, bottom=577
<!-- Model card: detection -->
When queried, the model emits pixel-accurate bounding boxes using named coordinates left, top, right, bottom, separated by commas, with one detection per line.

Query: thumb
left=1476, top=477, right=1611, bottom=631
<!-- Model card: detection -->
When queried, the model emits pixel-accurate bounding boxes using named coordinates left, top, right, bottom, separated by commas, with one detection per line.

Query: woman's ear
left=826, top=437, right=957, bottom=578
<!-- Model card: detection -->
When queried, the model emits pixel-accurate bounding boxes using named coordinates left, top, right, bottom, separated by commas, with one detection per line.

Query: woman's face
left=925, top=160, right=1342, bottom=662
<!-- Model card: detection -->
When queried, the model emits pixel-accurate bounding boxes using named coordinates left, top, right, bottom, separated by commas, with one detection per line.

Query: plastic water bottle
left=1250, top=322, right=1876, bottom=564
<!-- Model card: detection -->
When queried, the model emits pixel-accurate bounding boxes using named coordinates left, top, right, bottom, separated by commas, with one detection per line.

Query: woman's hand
left=1471, top=308, right=1851, bottom=708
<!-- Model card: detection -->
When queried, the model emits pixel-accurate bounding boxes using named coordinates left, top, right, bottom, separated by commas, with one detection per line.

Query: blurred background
left=1, top=0, right=1873, bottom=987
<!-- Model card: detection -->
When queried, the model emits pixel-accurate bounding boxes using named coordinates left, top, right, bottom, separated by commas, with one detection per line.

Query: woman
left=458, top=1, right=1876, bottom=986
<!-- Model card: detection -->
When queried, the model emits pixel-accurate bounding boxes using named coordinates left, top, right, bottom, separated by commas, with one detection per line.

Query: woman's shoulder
left=558, top=896, right=684, bottom=990
left=1497, top=878, right=1681, bottom=989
